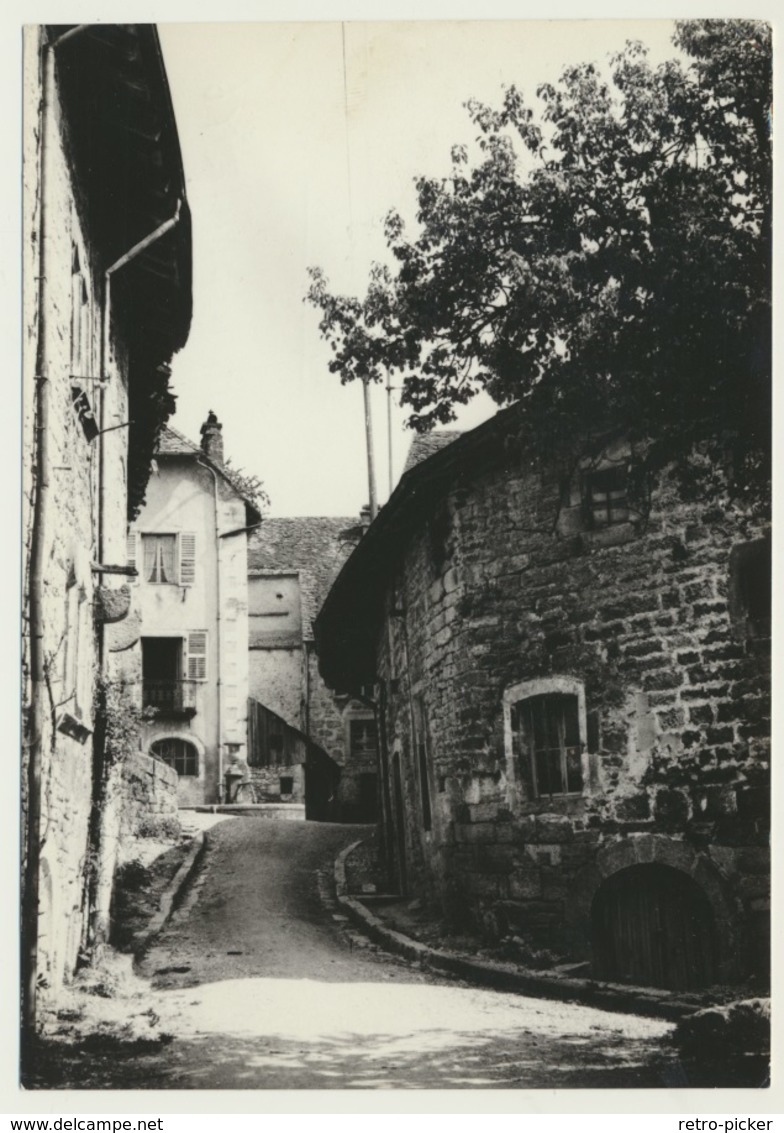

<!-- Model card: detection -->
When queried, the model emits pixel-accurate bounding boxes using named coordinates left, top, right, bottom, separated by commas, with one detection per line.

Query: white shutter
left=127, top=530, right=137, bottom=582
left=179, top=532, right=196, bottom=586
left=186, top=631, right=208, bottom=680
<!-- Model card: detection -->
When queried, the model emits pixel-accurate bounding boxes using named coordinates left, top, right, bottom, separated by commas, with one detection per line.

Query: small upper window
left=584, top=467, right=628, bottom=528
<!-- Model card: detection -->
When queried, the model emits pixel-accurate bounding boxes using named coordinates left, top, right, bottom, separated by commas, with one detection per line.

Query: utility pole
left=363, top=378, right=378, bottom=520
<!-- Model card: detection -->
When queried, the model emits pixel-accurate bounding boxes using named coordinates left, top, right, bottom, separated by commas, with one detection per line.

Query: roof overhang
left=48, top=24, right=192, bottom=361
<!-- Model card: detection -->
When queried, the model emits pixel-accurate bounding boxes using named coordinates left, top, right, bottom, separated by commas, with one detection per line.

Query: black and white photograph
left=17, top=10, right=773, bottom=1100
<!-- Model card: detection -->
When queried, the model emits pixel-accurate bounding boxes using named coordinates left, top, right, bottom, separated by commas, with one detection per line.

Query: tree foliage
left=307, top=20, right=771, bottom=506
left=222, top=457, right=270, bottom=515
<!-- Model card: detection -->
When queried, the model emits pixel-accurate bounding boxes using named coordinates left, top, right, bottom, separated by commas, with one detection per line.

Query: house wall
left=374, top=442, right=770, bottom=984
left=125, top=458, right=250, bottom=804
left=22, top=28, right=133, bottom=993
left=248, top=648, right=303, bottom=729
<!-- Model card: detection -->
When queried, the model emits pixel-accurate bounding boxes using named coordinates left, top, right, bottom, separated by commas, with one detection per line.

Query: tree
left=307, top=20, right=771, bottom=509
left=222, top=457, right=270, bottom=515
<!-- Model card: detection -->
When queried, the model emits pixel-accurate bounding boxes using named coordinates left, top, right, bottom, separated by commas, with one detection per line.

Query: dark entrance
left=304, top=742, right=341, bottom=822
left=391, top=752, right=407, bottom=896
left=357, top=772, right=378, bottom=822
left=142, top=637, right=184, bottom=713
left=591, top=864, right=715, bottom=991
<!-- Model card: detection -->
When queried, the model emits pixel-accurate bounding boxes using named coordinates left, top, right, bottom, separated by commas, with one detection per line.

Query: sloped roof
left=249, top=517, right=359, bottom=640
left=155, top=425, right=202, bottom=457
left=154, top=425, right=262, bottom=524
left=402, top=430, right=462, bottom=474
left=315, top=405, right=526, bottom=690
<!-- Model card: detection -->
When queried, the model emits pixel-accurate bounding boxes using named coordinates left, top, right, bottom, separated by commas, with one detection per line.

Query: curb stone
left=334, top=839, right=696, bottom=1023
left=132, top=831, right=207, bottom=954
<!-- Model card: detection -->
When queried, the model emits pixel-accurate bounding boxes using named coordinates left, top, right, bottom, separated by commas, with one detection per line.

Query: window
left=350, top=718, right=377, bottom=760
left=151, top=737, right=199, bottom=777
left=729, top=537, right=771, bottom=639
left=186, top=631, right=208, bottom=681
left=585, top=467, right=628, bottom=528
left=504, top=677, right=587, bottom=804
left=143, top=534, right=177, bottom=583
left=136, top=533, right=196, bottom=585
left=412, top=697, right=432, bottom=831
left=279, top=776, right=294, bottom=796
left=512, top=694, right=583, bottom=798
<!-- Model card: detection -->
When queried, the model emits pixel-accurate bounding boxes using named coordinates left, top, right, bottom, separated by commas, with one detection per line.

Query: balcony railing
left=142, top=679, right=198, bottom=718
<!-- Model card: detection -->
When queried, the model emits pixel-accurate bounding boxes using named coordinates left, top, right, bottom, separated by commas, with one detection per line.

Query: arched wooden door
left=591, top=864, right=715, bottom=991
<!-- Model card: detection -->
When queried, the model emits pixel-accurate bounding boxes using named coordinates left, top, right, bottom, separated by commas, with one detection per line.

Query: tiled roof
left=402, top=430, right=462, bottom=474
left=248, top=517, right=359, bottom=641
left=153, top=425, right=262, bottom=523
left=155, top=425, right=202, bottom=456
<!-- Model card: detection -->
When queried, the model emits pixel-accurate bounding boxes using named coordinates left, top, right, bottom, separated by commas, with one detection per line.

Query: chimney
left=200, top=410, right=224, bottom=466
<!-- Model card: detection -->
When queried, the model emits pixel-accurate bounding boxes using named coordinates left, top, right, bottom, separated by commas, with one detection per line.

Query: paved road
left=46, top=818, right=680, bottom=1090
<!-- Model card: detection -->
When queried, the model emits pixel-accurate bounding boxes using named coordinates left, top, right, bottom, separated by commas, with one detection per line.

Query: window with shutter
left=126, top=530, right=137, bottom=582
left=179, top=532, right=196, bottom=586
left=186, top=631, right=208, bottom=680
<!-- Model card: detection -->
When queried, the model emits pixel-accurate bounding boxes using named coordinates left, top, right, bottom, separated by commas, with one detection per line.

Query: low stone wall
left=122, top=752, right=179, bottom=833
left=249, top=762, right=305, bottom=803
left=93, top=754, right=179, bottom=946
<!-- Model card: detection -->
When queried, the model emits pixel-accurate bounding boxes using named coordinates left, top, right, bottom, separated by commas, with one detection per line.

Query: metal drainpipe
left=23, top=21, right=90, bottom=1051
left=198, top=459, right=223, bottom=801
left=99, top=199, right=183, bottom=575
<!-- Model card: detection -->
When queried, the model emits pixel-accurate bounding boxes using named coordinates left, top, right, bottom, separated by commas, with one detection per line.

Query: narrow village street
left=38, top=818, right=679, bottom=1091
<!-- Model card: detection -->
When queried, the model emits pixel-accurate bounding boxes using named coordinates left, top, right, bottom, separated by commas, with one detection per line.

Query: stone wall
left=376, top=433, right=769, bottom=985
left=249, top=763, right=305, bottom=803
left=22, top=28, right=132, bottom=994
left=92, top=753, right=179, bottom=944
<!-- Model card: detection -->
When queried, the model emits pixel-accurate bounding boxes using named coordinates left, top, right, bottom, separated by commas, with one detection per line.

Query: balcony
left=142, top=678, right=198, bottom=720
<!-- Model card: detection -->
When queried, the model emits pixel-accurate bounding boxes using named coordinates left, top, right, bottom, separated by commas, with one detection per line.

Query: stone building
left=315, top=406, right=770, bottom=992
left=119, top=414, right=261, bottom=806
left=247, top=517, right=378, bottom=820
left=22, top=25, right=192, bottom=1018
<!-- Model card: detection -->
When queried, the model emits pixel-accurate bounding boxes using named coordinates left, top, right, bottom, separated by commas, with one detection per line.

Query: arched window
left=503, top=676, right=587, bottom=804
left=151, top=737, right=199, bottom=777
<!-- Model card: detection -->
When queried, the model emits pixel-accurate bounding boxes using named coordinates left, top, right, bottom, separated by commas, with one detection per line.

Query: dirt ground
left=25, top=817, right=706, bottom=1091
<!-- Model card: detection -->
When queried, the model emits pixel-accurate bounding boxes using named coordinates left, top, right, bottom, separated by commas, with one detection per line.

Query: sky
left=155, top=19, right=682, bottom=517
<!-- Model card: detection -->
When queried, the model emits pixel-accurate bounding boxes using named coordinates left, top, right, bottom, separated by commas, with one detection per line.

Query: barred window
left=504, top=677, right=587, bottom=805
left=511, top=693, right=583, bottom=799
left=151, top=737, right=199, bottom=777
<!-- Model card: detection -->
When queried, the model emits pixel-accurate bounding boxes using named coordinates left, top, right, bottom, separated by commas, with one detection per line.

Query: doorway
left=391, top=752, right=407, bottom=896
left=591, top=863, right=716, bottom=991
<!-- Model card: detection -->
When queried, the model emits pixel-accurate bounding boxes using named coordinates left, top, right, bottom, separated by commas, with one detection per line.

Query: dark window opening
left=413, top=698, right=432, bottom=831
left=730, top=538, right=771, bottom=639
left=511, top=693, right=583, bottom=799
left=151, top=737, right=198, bottom=777
left=350, top=718, right=377, bottom=760
left=142, top=637, right=200, bottom=716
left=279, top=776, right=294, bottom=795
left=585, top=467, right=628, bottom=528
left=358, top=772, right=377, bottom=819
left=142, top=638, right=182, bottom=711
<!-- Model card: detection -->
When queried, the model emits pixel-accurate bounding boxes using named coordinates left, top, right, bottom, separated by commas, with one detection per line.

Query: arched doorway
left=591, top=863, right=715, bottom=990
